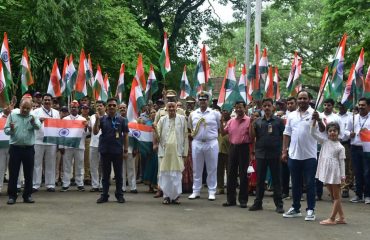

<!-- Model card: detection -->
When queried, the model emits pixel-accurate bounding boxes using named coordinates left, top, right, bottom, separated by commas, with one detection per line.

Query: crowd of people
left=1, top=89, right=369, bottom=225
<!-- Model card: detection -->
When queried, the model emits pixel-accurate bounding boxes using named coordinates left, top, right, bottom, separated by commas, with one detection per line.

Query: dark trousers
left=281, top=161, right=290, bottom=195
left=217, top=153, right=228, bottom=190
left=101, top=153, right=123, bottom=199
left=227, top=143, right=249, bottom=204
left=7, top=145, right=35, bottom=199
left=288, top=158, right=317, bottom=211
left=351, top=145, right=370, bottom=197
left=254, top=157, right=283, bottom=207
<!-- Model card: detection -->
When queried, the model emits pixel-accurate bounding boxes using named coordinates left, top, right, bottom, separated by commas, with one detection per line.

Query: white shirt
left=63, top=114, right=88, bottom=149
left=347, top=113, right=370, bottom=146
left=338, top=112, right=352, bottom=142
left=89, top=114, right=108, bottom=148
left=189, top=107, right=221, bottom=141
left=33, top=107, right=60, bottom=145
left=320, top=112, right=345, bottom=140
left=284, top=106, right=317, bottom=160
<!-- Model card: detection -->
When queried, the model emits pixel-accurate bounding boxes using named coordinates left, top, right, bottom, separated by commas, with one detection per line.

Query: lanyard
left=111, top=116, right=118, bottom=130
left=42, top=107, right=53, bottom=118
left=359, top=115, right=368, bottom=129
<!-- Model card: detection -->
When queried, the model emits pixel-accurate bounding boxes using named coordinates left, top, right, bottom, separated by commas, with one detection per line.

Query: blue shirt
left=98, top=114, right=128, bottom=154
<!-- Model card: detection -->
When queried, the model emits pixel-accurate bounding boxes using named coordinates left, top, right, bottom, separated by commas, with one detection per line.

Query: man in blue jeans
left=347, top=97, right=370, bottom=204
left=281, top=90, right=318, bottom=221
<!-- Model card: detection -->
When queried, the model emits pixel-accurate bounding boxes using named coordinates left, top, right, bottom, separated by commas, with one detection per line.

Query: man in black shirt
left=249, top=98, right=285, bottom=213
left=93, top=98, right=129, bottom=203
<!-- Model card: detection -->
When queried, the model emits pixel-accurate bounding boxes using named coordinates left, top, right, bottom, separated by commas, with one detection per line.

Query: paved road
left=0, top=184, right=369, bottom=240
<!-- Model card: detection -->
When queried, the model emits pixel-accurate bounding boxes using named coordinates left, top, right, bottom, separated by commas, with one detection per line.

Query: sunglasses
left=199, top=99, right=207, bottom=101
left=108, top=104, right=117, bottom=107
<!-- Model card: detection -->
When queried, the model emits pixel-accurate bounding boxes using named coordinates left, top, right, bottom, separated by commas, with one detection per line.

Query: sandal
left=335, top=218, right=347, bottom=224
left=172, top=197, right=181, bottom=205
left=153, top=190, right=163, bottom=198
left=162, top=197, right=170, bottom=205
left=319, top=218, right=336, bottom=225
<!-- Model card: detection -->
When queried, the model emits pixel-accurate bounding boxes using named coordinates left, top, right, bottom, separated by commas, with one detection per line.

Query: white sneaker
left=364, top=197, right=370, bottom=204
left=188, top=193, right=200, bottom=199
left=283, top=207, right=302, bottom=218
left=350, top=195, right=364, bottom=203
left=304, top=210, right=316, bottom=221
left=208, top=193, right=216, bottom=201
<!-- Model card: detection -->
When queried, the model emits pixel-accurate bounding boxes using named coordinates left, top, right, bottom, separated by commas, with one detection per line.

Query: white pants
left=55, top=150, right=63, bottom=182
left=0, top=148, right=10, bottom=192
left=89, top=147, right=102, bottom=189
left=192, top=139, right=219, bottom=194
left=122, top=153, right=136, bottom=191
left=33, top=144, right=57, bottom=189
left=159, top=171, right=182, bottom=200
left=63, top=148, right=84, bottom=187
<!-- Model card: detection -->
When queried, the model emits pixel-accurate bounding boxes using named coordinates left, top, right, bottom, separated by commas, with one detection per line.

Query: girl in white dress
left=310, top=121, right=346, bottom=225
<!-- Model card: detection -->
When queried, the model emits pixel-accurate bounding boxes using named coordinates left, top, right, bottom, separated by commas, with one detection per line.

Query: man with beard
left=282, top=90, right=318, bottom=221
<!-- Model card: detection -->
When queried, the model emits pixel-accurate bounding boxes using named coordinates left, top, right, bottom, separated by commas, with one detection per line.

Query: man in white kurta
left=32, top=93, right=60, bottom=192
left=156, top=102, right=188, bottom=203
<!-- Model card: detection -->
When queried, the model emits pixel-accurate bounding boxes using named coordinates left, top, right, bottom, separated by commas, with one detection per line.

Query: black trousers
left=227, top=143, right=249, bottom=204
left=7, top=145, right=35, bottom=199
left=254, top=157, right=283, bottom=207
left=101, top=153, right=123, bottom=199
left=281, top=161, right=290, bottom=195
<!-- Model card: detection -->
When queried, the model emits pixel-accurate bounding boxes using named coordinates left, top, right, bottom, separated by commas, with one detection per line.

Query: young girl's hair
left=326, top=122, right=340, bottom=134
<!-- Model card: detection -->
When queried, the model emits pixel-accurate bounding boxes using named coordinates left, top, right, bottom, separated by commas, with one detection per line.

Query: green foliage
left=0, top=0, right=158, bottom=102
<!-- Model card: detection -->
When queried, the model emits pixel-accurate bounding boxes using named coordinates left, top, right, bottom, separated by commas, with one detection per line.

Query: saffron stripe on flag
left=44, top=119, right=85, bottom=128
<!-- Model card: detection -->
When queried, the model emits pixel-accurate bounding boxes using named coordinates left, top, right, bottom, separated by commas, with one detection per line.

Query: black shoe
left=249, top=204, right=263, bottom=211
left=341, top=190, right=349, bottom=198
left=77, top=186, right=85, bottom=192
left=60, top=186, right=69, bottom=192
left=90, top=188, right=99, bottom=192
left=23, top=197, right=35, bottom=203
left=7, top=198, right=16, bottom=205
left=130, top=189, right=138, bottom=194
left=32, top=188, right=38, bottom=193
left=96, top=197, right=108, bottom=203
left=240, top=202, right=247, bottom=208
left=275, top=206, right=285, bottom=213
left=47, top=188, right=55, bottom=192
left=222, top=202, right=236, bottom=207
left=117, top=197, right=125, bottom=203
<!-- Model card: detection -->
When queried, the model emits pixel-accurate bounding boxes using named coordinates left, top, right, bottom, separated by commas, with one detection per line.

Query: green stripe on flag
left=43, top=136, right=81, bottom=148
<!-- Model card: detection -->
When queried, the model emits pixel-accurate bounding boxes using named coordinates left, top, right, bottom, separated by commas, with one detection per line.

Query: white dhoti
left=159, top=171, right=182, bottom=200
left=89, top=146, right=102, bottom=189
left=192, top=139, right=218, bottom=194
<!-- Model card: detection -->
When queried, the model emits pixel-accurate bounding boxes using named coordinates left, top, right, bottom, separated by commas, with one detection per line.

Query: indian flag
left=238, top=64, right=247, bottom=104
left=20, top=48, right=34, bottom=94
left=341, top=63, right=356, bottom=108
left=1, top=32, right=12, bottom=88
left=180, top=65, right=191, bottom=100
left=329, top=34, right=347, bottom=101
left=145, top=64, right=158, bottom=101
left=259, top=48, right=268, bottom=94
left=93, top=64, right=105, bottom=101
left=248, top=44, right=261, bottom=100
left=159, top=32, right=171, bottom=77
left=75, top=49, right=88, bottom=98
left=115, top=63, right=125, bottom=103
left=47, top=59, right=62, bottom=97
left=365, top=65, right=370, bottom=98
left=43, top=119, right=85, bottom=148
left=360, top=129, right=370, bottom=155
left=0, top=61, right=9, bottom=108
left=264, top=66, right=274, bottom=98
left=0, top=118, right=10, bottom=148
left=128, top=122, right=153, bottom=154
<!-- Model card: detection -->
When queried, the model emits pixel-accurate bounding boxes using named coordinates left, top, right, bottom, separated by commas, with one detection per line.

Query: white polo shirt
left=283, top=106, right=317, bottom=160
left=338, top=112, right=352, bottom=142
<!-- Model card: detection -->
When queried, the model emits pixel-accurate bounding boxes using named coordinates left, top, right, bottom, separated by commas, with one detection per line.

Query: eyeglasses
left=108, top=104, right=117, bottom=107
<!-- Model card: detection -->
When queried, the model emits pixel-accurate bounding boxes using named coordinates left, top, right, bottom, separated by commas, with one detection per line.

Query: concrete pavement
left=0, top=185, right=369, bottom=240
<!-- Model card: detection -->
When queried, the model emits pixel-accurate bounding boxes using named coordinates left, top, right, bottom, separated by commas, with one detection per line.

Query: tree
left=0, top=0, right=158, bottom=102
